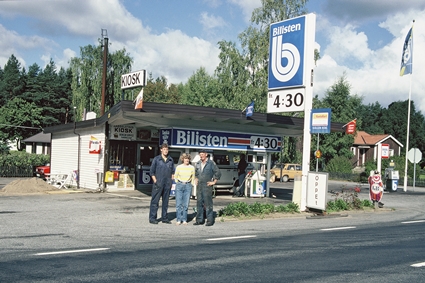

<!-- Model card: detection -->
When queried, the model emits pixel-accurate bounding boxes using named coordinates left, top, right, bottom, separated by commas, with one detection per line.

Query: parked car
left=35, top=164, right=50, bottom=180
left=270, top=163, right=302, bottom=182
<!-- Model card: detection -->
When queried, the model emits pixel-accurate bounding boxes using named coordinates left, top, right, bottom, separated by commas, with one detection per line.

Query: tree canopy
left=1, top=0, right=425, bottom=171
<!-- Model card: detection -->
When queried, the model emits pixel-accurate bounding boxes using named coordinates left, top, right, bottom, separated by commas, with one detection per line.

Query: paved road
left=1, top=181, right=424, bottom=282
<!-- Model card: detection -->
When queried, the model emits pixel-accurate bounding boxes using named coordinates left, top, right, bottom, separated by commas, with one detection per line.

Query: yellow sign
left=315, top=150, right=322, bottom=158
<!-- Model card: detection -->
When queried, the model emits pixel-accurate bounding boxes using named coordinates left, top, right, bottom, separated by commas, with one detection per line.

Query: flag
left=345, top=119, right=356, bottom=135
left=134, top=88, right=144, bottom=110
left=400, top=26, right=413, bottom=76
left=246, top=101, right=254, bottom=117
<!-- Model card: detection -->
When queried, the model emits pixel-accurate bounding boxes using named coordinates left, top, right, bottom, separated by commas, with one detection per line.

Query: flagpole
left=403, top=74, right=412, bottom=192
left=401, top=20, right=414, bottom=192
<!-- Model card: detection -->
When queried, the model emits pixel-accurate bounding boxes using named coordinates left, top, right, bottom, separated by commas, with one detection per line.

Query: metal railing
left=328, top=172, right=425, bottom=187
left=0, top=166, right=34, bottom=177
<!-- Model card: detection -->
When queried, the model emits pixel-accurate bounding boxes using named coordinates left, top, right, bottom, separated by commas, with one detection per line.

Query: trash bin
left=97, top=172, right=104, bottom=187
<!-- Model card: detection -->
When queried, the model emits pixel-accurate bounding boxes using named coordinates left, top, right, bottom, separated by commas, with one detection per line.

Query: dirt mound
left=0, top=178, right=60, bottom=195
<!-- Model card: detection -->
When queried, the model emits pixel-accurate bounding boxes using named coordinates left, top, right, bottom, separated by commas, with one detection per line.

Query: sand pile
left=0, top=178, right=60, bottom=195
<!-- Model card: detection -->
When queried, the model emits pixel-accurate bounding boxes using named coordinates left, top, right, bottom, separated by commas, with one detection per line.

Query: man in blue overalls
left=149, top=143, right=174, bottom=224
left=193, top=149, right=221, bottom=226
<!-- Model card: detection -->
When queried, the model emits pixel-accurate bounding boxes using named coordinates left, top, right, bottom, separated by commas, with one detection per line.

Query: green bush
left=326, top=186, right=374, bottom=212
left=0, top=151, right=50, bottom=168
left=218, top=202, right=299, bottom=217
left=326, top=156, right=352, bottom=173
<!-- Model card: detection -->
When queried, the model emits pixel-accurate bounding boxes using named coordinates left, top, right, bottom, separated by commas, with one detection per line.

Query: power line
left=0, top=124, right=41, bottom=130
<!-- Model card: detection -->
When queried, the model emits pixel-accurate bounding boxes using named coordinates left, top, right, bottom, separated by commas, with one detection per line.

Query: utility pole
left=100, top=29, right=108, bottom=116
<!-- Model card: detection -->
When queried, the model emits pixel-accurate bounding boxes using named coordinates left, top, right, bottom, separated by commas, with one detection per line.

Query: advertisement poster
left=89, top=136, right=101, bottom=154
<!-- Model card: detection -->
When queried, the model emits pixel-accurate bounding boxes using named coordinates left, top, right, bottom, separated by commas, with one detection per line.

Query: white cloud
left=315, top=8, right=425, bottom=113
left=0, top=24, right=55, bottom=68
left=200, top=12, right=227, bottom=30
left=227, top=0, right=261, bottom=23
left=0, top=0, right=219, bottom=84
left=122, top=29, right=220, bottom=84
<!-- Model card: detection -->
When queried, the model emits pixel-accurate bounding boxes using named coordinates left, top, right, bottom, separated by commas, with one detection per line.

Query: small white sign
left=381, top=144, right=389, bottom=159
left=307, top=172, right=328, bottom=211
left=267, top=87, right=305, bottom=113
left=121, top=70, right=146, bottom=90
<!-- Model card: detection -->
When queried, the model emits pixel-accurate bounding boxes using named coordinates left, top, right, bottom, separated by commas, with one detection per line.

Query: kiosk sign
left=121, top=70, right=147, bottom=90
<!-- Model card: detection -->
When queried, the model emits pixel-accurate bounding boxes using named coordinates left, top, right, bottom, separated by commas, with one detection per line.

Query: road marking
left=401, top=220, right=425, bottom=224
left=206, top=235, right=257, bottom=241
left=320, top=226, right=356, bottom=231
left=34, top=248, right=110, bottom=256
left=106, top=193, right=145, bottom=200
left=411, top=262, right=425, bottom=267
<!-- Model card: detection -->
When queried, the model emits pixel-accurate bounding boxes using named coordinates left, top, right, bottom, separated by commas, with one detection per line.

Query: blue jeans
left=175, top=182, right=192, bottom=222
left=237, top=173, right=246, bottom=195
left=149, top=182, right=171, bottom=222
left=196, top=183, right=213, bottom=223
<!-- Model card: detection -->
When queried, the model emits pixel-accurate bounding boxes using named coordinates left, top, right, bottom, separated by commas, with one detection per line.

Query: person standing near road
left=174, top=153, right=195, bottom=225
left=193, top=150, right=221, bottom=226
left=149, top=143, right=174, bottom=225
left=235, top=153, right=248, bottom=197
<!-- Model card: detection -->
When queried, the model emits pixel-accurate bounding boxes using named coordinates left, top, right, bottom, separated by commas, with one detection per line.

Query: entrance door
left=136, top=143, right=157, bottom=191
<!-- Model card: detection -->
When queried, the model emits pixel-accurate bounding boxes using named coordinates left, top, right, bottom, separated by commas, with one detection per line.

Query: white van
left=190, top=151, right=257, bottom=198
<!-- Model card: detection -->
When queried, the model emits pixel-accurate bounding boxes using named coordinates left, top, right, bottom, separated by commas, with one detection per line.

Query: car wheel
left=282, top=175, right=289, bottom=182
left=270, top=174, right=276, bottom=183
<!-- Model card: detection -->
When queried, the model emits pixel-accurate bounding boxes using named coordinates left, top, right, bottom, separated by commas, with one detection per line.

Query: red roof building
left=352, top=131, right=403, bottom=167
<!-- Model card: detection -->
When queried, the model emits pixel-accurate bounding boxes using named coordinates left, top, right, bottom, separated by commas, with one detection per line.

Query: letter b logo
left=271, top=35, right=300, bottom=82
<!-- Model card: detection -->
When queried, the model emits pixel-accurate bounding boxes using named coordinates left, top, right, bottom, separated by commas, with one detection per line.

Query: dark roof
left=23, top=132, right=51, bottom=143
left=43, top=101, right=345, bottom=137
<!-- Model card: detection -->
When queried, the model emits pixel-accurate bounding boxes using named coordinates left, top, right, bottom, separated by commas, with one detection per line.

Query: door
left=136, top=143, right=157, bottom=191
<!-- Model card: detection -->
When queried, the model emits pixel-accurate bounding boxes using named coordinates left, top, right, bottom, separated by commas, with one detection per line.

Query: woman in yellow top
left=174, top=153, right=195, bottom=225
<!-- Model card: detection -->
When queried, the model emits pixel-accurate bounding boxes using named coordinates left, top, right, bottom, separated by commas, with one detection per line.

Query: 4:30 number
left=273, top=92, right=304, bottom=108
left=252, top=137, right=278, bottom=149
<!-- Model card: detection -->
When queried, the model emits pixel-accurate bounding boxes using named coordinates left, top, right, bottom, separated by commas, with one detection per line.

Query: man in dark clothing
left=149, top=143, right=174, bottom=224
left=236, top=153, right=248, bottom=196
left=193, top=150, right=221, bottom=226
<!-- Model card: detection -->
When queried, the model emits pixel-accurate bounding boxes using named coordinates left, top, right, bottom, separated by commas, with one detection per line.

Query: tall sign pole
left=267, top=14, right=316, bottom=211
left=101, top=29, right=108, bottom=116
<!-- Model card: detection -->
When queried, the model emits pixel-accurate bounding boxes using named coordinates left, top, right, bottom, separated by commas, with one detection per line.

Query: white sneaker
left=176, top=222, right=181, bottom=226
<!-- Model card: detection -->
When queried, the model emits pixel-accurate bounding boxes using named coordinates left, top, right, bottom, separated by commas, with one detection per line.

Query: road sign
left=310, top=108, right=331, bottom=134
left=408, top=148, right=422, bottom=164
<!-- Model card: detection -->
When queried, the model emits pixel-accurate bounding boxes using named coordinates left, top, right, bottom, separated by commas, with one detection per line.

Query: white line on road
left=401, top=220, right=425, bottom=224
left=34, top=248, right=110, bottom=256
left=411, top=262, right=425, bottom=267
left=320, top=226, right=356, bottom=231
left=206, top=235, right=257, bottom=241
left=106, top=193, right=145, bottom=200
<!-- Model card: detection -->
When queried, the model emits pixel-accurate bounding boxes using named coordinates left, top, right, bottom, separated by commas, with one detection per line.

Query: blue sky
left=1, top=0, right=425, bottom=114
